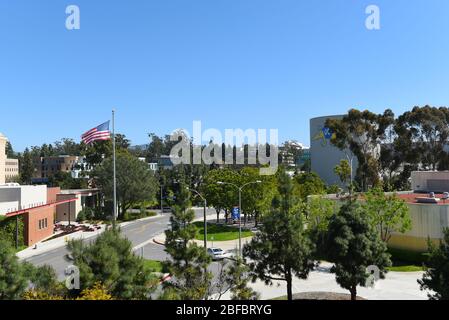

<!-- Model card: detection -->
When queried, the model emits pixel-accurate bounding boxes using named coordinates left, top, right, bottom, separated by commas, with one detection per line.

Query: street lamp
left=188, top=187, right=208, bottom=252
left=217, top=180, right=262, bottom=258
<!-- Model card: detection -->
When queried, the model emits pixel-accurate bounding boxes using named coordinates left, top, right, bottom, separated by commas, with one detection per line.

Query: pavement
left=214, top=262, right=429, bottom=301
left=23, top=208, right=217, bottom=280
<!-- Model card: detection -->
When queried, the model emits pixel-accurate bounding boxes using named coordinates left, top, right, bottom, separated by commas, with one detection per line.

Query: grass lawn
left=387, top=265, right=424, bottom=272
left=193, top=222, right=253, bottom=242
left=144, top=260, right=165, bottom=273
left=387, top=247, right=428, bottom=272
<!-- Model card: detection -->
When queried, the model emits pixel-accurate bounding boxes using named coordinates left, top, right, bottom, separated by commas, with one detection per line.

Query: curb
left=153, top=238, right=166, bottom=246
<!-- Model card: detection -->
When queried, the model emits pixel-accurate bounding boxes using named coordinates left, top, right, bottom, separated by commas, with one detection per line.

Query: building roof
left=397, top=193, right=449, bottom=206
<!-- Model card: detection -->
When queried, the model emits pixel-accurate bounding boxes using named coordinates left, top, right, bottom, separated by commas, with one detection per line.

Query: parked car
left=207, top=248, right=228, bottom=261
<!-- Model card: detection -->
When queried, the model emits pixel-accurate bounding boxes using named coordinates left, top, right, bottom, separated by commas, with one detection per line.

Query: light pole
left=160, top=183, right=164, bottom=214
left=188, top=188, right=208, bottom=252
left=217, top=180, right=261, bottom=258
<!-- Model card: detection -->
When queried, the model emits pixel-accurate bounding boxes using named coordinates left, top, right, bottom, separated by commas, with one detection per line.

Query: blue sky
left=1, top=0, right=449, bottom=151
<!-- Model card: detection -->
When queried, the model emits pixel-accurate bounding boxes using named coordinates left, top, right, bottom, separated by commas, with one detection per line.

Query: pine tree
left=162, top=181, right=212, bottom=300
left=419, top=228, right=449, bottom=300
left=244, top=169, right=315, bottom=301
left=68, top=229, right=156, bottom=300
left=325, top=200, right=392, bottom=300
left=0, top=239, right=29, bottom=300
left=226, top=258, right=259, bottom=300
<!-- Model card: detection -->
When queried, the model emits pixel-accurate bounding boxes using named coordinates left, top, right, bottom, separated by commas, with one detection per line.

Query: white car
left=207, top=248, right=228, bottom=261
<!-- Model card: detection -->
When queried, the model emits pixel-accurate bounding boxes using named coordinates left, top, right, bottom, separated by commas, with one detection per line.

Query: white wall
left=0, top=185, right=47, bottom=216
left=395, top=203, right=449, bottom=239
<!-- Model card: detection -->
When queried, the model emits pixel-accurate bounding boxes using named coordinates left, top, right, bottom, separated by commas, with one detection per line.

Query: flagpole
left=112, top=109, right=117, bottom=229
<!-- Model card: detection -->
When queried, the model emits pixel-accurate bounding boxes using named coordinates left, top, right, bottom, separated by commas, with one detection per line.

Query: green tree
left=325, top=201, right=392, bottom=300
left=92, top=152, right=159, bottom=219
left=326, top=109, right=392, bottom=191
left=244, top=170, right=315, bottom=301
left=294, top=172, right=326, bottom=201
left=225, top=258, right=259, bottom=301
left=27, top=264, right=66, bottom=297
left=0, top=239, right=29, bottom=300
left=202, top=168, right=239, bottom=223
left=363, top=187, right=411, bottom=243
left=419, top=228, right=449, bottom=300
left=48, top=171, right=88, bottom=189
left=19, top=148, right=34, bottom=184
left=334, top=159, right=352, bottom=190
left=395, top=106, right=449, bottom=171
left=0, top=216, right=24, bottom=248
left=306, top=195, right=337, bottom=233
left=6, top=141, right=15, bottom=158
left=163, top=182, right=212, bottom=300
left=68, top=229, right=156, bottom=300
left=240, top=167, right=277, bottom=226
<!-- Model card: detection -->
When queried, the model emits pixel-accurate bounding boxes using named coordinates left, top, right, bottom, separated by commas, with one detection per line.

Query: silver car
left=207, top=248, right=228, bottom=261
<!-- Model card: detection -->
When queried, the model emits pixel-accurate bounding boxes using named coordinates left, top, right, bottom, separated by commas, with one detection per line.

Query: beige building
left=5, top=158, right=19, bottom=181
left=0, top=133, right=7, bottom=185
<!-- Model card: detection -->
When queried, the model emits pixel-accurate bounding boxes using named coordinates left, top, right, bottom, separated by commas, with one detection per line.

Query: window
left=38, top=218, right=49, bottom=230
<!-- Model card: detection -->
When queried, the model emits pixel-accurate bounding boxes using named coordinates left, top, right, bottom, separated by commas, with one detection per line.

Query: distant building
left=310, top=115, right=358, bottom=186
left=33, top=155, right=86, bottom=180
left=5, top=158, right=19, bottom=181
left=279, top=140, right=307, bottom=169
left=158, top=155, right=177, bottom=170
left=0, top=132, right=7, bottom=185
left=70, top=157, right=92, bottom=179
left=297, top=148, right=311, bottom=168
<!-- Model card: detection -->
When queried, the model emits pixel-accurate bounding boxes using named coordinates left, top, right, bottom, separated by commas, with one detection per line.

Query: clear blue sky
left=1, top=0, right=449, bottom=151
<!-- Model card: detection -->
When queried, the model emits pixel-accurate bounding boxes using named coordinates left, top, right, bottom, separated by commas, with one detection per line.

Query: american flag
left=81, top=121, right=111, bottom=145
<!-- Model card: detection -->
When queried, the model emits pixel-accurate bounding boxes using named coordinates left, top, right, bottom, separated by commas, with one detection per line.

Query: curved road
left=26, top=208, right=217, bottom=280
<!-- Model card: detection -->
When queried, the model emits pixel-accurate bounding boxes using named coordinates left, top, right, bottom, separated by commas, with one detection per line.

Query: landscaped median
left=153, top=222, right=254, bottom=251
left=193, top=222, right=253, bottom=242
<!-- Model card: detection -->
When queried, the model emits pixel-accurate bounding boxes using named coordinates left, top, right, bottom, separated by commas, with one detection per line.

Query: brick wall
left=23, top=206, right=55, bottom=246
left=47, top=187, right=61, bottom=203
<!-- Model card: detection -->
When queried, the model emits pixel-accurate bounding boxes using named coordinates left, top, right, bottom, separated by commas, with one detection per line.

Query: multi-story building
left=33, top=155, right=82, bottom=180
left=5, top=158, right=19, bottom=181
left=0, top=132, right=6, bottom=185
left=310, top=115, right=358, bottom=186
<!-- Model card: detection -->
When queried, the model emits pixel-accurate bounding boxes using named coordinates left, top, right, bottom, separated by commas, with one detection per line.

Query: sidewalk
left=17, top=214, right=164, bottom=261
left=17, top=223, right=107, bottom=261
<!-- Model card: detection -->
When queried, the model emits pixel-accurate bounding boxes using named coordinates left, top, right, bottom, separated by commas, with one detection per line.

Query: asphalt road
left=26, top=208, right=217, bottom=280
